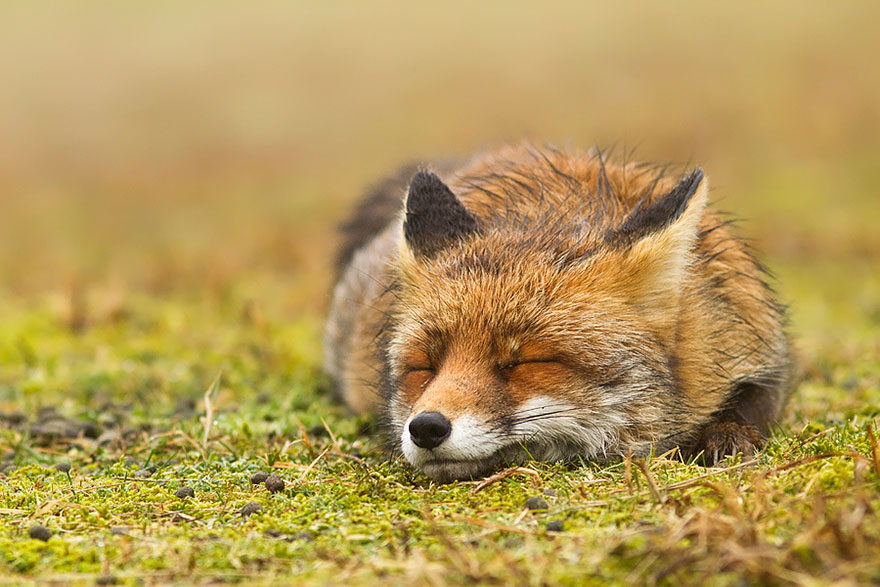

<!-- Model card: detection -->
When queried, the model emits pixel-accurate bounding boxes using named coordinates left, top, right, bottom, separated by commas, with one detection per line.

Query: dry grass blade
left=320, top=417, right=339, bottom=449
left=201, top=370, right=223, bottom=452
left=0, top=508, right=27, bottom=515
left=866, top=424, right=880, bottom=479
left=662, top=460, right=758, bottom=493
left=782, top=426, right=837, bottom=458
left=635, top=459, right=665, bottom=504
left=296, top=447, right=330, bottom=484
left=470, top=467, right=542, bottom=493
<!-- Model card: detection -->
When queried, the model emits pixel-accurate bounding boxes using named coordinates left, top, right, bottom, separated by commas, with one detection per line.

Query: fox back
left=324, top=144, right=792, bottom=482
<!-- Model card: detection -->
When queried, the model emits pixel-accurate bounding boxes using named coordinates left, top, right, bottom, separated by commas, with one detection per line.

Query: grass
left=2, top=2, right=880, bottom=585
left=1, top=265, right=878, bottom=585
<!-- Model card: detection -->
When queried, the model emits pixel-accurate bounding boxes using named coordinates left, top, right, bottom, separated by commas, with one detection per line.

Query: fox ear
left=404, top=171, right=479, bottom=258
left=606, top=169, right=705, bottom=249
left=605, top=170, right=708, bottom=321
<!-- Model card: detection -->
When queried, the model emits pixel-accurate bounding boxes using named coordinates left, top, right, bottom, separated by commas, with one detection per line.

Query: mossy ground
left=1, top=263, right=878, bottom=585
left=2, top=2, right=880, bottom=585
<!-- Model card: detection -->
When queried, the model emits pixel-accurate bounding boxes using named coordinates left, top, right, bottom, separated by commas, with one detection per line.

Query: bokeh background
left=1, top=1, right=878, bottom=386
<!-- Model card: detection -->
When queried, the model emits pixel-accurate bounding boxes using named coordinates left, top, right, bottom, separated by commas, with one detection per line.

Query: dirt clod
left=29, top=524, right=52, bottom=541
left=265, top=475, right=285, bottom=493
left=525, top=496, right=549, bottom=511
left=30, top=419, right=81, bottom=444
left=175, top=486, right=195, bottom=499
left=241, top=501, right=263, bottom=517
left=0, top=412, right=26, bottom=427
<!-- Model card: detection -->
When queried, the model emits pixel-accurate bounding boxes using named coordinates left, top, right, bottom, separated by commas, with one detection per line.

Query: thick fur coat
left=325, top=144, right=792, bottom=482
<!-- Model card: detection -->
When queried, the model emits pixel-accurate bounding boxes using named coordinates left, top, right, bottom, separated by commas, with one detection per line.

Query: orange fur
left=325, top=144, right=793, bottom=481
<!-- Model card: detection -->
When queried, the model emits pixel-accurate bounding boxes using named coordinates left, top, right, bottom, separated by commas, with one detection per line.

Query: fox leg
left=686, top=382, right=781, bottom=465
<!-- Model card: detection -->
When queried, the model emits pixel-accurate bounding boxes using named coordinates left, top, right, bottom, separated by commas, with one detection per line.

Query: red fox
left=324, top=144, right=792, bottom=482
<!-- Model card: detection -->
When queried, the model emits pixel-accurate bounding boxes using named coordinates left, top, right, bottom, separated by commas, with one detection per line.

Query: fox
left=324, top=144, right=793, bottom=483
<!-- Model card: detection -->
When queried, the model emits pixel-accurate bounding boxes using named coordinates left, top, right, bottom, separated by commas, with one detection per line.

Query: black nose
left=408, top=412, right=452, bottom=449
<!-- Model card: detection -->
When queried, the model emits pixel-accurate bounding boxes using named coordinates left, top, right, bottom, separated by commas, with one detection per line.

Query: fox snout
left=407, top=411, right=452, bottom=449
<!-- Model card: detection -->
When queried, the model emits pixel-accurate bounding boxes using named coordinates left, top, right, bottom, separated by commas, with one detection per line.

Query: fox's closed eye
left=498, top=359, right=562, bottom=371
left=399, top=368, right=435, bottom=403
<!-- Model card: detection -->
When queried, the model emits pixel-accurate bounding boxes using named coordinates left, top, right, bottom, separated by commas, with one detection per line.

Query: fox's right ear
left=597, top=170, right=708, bottom=329
left=403, top=171, right=479, bottom=258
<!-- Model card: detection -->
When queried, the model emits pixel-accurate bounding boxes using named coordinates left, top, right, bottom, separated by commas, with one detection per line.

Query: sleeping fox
left=324, top=144, right=792, bottom=482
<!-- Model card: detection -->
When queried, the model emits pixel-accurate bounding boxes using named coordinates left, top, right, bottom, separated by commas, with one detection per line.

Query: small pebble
left=29, top=524, right=52, bottom=541
left=174, top=486, right=195, bottom=499
left=96, top=430, right=122, bottom=446
left=265, top=474, right=285, bottom=493
left=30, top=419, right=80, bottom=442
left=241, top=501, right=263, bottom=517
left=0, top=411, right=26, bottom=426
left=546, top=520, right=565, bottom=532
left=78, top=420, right=101, bottom=439
left=524, top=496, right=549, bottom=511
left=250, top=471, right=269, bottom=485
left=54, top=462, right=71, bottom=473
left=133, top=469, right=152, bottom=478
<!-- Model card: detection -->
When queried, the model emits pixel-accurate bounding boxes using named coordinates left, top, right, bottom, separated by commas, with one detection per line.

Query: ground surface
left=1, top=265, right=878, bottom=586
left=1, top=2, right=879, bottom=585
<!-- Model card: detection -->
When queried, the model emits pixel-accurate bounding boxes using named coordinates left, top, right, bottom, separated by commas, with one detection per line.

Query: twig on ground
left=635, top=459, right=665, bottom=504
left=471, top=466, right=541, bottom=493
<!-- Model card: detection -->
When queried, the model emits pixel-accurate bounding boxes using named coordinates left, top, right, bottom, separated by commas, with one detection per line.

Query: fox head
left=386, top=166, right=709, bottom=482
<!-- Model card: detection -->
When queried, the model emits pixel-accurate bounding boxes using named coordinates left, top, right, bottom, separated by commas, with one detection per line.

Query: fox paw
left=690, top=421, right=762, bottom=466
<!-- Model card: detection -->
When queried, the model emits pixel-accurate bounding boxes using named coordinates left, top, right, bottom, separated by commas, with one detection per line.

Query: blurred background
left=0, top=1, right=877, bottom=376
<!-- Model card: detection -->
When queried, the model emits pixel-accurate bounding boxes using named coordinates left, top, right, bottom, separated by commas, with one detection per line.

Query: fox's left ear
left=403, top=171, right=479, bottom=258
left=604, top=169, right=708, bottom=321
